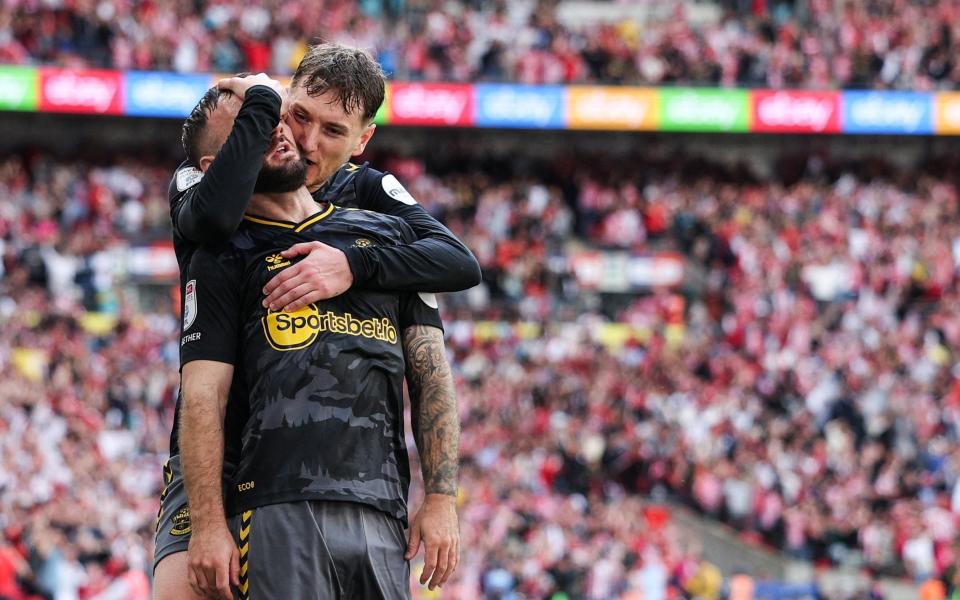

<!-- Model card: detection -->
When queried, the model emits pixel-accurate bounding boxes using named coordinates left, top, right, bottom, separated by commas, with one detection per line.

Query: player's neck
left=248, top=187, right=318, bottom=223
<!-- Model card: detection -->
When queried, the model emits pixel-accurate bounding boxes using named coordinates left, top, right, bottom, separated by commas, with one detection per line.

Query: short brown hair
left=291, top=43, right=386, bottom=123
left=181, top=86, right=222, bottom=166
left=181, top=73, right=250, bottom=166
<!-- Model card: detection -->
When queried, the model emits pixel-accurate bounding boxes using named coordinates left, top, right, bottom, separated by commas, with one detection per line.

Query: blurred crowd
left=3, top=145, right=960, bottom=598
left=0, top=154, right=175, bottom=599
left=403, top=149, right=960, bottom=592
left=6, top=0, right=960, bottom=89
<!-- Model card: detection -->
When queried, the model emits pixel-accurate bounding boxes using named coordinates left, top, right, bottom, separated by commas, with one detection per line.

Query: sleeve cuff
left=243, top=85, right=282, bottom=115
left=343, top=246, right=372, bottom=288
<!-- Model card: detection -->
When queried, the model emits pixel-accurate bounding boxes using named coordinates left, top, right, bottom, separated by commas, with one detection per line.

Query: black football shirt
left=180, top=204, right=442, bottom=523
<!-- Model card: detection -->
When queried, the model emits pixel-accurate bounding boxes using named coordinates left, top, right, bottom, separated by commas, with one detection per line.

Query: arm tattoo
left=403, top=324, right=460, bottom=496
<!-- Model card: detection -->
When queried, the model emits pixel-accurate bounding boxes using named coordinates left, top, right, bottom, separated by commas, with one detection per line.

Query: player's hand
left=186, top=523, right=239, bottom=600
left=405, top=493, right=460, bottom=591
left=217, top=73, right=288, bottom=114
left=263, top=241, right=353, bottom=310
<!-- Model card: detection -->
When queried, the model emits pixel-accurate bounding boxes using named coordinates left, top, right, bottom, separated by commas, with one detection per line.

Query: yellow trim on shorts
left=156, top=459, right=174, bottom=531
left=238, top=510, right=253, bottom=599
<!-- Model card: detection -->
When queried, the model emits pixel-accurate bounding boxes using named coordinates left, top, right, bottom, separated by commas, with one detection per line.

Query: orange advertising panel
left=567, top=86, right=658, bottom=130
left=934, top=93, right=960, bottom=134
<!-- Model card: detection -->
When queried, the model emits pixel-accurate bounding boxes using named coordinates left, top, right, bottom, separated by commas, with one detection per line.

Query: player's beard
left=254, top=158, right=308, bottom=194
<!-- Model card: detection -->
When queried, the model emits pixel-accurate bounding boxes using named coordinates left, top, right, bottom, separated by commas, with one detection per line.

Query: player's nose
left=291, top=123, right=318, bottom=154
left=271, top=123, right=288, bottom=145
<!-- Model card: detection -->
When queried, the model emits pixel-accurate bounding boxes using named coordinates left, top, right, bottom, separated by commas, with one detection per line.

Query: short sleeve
left=398, top=291, right=444, bottom=332
left=179, top=248, right=243, bottom=366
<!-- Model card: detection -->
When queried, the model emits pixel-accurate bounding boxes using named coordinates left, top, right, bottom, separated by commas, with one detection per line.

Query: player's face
left=255, top=120, right=307, bottom=194
left=262, top=119, right=301, bottom=169
left=285, top=86, right=376, bottom=192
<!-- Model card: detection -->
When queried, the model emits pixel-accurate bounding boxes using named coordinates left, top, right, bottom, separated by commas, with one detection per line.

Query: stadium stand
left=5, top=0, right=960, bottom=88
left=2, top=144, right=960, bottom=597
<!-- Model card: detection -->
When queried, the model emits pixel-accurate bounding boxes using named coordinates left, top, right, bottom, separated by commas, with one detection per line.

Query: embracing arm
left=402, top=324, right=460, bottom=591
left=263, top=168, right=479, bottom=310
left=263, top=206, right=480, bottom=311
left=343, top=203, right=481, bottom=293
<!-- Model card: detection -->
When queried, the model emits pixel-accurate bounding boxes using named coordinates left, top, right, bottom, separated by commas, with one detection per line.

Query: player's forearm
left=179, top=375, right=230, bottom=531
left=176, top=86, right=281, bottom=244
left=344, top=232, right=481, bottom=293
left=403, top=325, right=460, bottom=496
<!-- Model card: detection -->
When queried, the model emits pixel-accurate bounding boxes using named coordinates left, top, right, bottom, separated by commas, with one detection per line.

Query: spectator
left=6, top=1, right=960, bottom=89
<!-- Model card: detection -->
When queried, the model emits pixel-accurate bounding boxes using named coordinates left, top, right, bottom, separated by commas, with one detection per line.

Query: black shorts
left=228, top=500, right=410, bottom=600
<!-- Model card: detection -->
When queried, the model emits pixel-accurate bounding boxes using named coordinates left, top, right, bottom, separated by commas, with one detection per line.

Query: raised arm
left=180, top=360, right=238, bottom=600
left=170, top=76, right=283, bottom=245
left=401, top=324, right=460, bottom=592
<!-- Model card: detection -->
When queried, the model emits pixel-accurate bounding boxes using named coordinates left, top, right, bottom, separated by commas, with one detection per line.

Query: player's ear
left=198, top=155, right=216, bottom=173
left=351, top=123, right=376, bottom=157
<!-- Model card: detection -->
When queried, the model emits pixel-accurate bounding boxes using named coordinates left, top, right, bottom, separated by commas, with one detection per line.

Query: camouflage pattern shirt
left=180, top=204, right=443, bottom=524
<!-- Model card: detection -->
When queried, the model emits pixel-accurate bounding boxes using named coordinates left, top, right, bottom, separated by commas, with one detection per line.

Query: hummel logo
left=265, top=253, right=292, bottom=271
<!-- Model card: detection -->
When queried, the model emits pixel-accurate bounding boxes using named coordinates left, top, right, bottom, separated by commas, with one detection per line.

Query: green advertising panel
left=659, top=88, right=749, bottom=132
left=0, top=66, right=38, bottom=111
left=374, top=82, right=390, bottom=125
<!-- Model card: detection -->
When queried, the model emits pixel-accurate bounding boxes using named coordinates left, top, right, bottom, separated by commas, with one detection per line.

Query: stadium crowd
left=6, top=0, right=960, bottom=89
left=404, top=149, right=960, bottom=591
left=2, top=146, right=960, bottom=598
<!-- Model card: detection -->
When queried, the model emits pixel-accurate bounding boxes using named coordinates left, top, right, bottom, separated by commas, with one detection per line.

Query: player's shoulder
left=328, top=203, right=404, bottom=227
left=359, top=165, right=418, bottom=207
left=316, top=162, right=417, bottom=210
left=193, top=222, right=260, bottom=263
left=168, top=160, right=204, bottom=206
left=327, top=204, right=414, bottom=242
left=314, top=161, right=366, bottom=206
left=188, top=237, right=248, bottom=284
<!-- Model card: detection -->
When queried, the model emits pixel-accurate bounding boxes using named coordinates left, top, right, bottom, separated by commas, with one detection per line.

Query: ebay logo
left=390, top=83, right=473, bottom=126
left=40, top=69, right=122, bottom=114
left=753, top=91, right=839, bottom=133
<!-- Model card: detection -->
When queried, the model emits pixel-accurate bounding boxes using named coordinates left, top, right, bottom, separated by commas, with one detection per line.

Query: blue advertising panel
left=754, top=581, right=820, bottom=600
left=474, top=84, right=565, bottom=129
left=841, top=91, right=933, bottom=135
left=124, top=71, right=213, bottom=117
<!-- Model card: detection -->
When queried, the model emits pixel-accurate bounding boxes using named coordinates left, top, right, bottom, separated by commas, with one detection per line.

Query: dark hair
left=181, top=73, right=251, bottom=166
left=291, top=43, right=385, bottom=123
left=181, top=86, right=222, bottom=166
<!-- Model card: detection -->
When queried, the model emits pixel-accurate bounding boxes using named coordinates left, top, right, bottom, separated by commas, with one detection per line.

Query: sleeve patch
left=176, top=167, right=204, bottom=192
left=183, top=279, right=197, bottom=330
left=417, top=292, right=439, bottom=309
left=381, top=174, right=417, bottom=206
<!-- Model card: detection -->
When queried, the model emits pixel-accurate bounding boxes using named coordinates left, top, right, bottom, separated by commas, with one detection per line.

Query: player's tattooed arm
left=403, top=325, right=460, bottom=496
left=403, top=324, right=461, bottom=588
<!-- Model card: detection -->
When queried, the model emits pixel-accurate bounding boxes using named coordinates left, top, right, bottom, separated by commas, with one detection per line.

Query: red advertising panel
left=39, top=68, right=124, bottom=115
left=389, top=83, right=473, bottom=127
left=751, top=90, right=840, bottom=134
